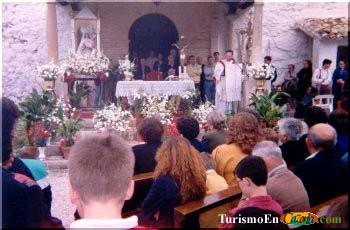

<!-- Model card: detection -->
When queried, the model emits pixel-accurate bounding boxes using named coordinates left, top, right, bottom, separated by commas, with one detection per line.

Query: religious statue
left=77, top=24, right=97, bottom=56
left=172, top=36, right=190, bottom=78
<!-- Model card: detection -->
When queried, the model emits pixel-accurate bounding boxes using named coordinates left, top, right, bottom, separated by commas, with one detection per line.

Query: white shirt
left=312, top=68, right=332, bottom=87
left=305, top=151, right=320, bottom=160
left=70, top=216, right=138, bottom=229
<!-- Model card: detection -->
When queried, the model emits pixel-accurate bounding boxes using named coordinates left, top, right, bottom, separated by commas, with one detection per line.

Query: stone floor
left=49, top=169, right=75, bottom=228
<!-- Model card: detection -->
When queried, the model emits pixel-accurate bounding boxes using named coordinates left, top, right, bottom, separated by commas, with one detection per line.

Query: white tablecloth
left=116, top=80, right=195, bottom=98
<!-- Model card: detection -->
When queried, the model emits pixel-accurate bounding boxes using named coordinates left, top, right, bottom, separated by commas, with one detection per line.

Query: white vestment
left=214, top=60, right=243, bottom=113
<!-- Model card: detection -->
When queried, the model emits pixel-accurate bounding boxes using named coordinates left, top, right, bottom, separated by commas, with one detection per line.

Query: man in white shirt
left=69, top=131, right=138, bottom=229
left=145, top=50, right=158, bottom=72
left=214, top=50, right=243, bottom=114
left=312, top=59, right=333, bottom=94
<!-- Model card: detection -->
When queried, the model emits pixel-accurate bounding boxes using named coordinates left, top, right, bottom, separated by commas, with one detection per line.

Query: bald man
left=253, top=141, right=310, bottom=212
left=293, top=124, right=348, bottom=206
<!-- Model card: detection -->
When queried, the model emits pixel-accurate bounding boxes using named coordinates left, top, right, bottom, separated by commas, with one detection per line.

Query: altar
left=116, top=80, right=195, bottom=102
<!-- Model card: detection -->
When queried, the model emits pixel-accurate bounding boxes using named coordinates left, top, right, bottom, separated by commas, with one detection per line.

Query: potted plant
left=19, top=89, right=52, bottom=155
left=250, top=91, right=289, bottom=128
left=69, top=82, right=90, bottom=108
left=57, top=118, right=80, bottom=159
left=32, top=122, right=50, bottom=160
left=45, top=98, right=79, bottom=159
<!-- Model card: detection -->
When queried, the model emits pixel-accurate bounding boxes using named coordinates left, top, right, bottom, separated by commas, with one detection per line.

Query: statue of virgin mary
left=77, top=24, right=97, bottom=56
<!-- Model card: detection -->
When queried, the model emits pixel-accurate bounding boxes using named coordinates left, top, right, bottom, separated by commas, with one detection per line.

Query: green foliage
left=57, top=118, right=80, bottom=147
left=69, top=82, right=90, bottom=108
left=19, top=89, right=50, bottom=125
left=250, top=91, right=289, bottom=128
left=19, top=89, right=54, bottom=145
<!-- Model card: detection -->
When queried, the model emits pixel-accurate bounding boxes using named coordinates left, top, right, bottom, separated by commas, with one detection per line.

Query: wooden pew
left=122, top=172, right=154, bottom=217
left=309, top=194, right=347, bottom=215
left=174, top=186, right=242, bottom=228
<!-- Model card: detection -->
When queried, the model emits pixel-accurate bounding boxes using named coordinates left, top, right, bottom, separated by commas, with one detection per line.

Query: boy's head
left=68, top=130, right=135, bottom=217
left=234, top=156, right=268, bottom=198
left=322, top=59, right=332, bottom=69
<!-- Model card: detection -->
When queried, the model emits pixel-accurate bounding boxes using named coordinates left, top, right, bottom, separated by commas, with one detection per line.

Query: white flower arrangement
left=133, top=93, right=174, bottom=126
left=181, top=91, right=196, bottom=100
left=37, top=61, right=60, bottom=81
left=246, top=63, right=274, bottom=80
left=192, top=102, right=216, bottom=124
left=93, top=104, right=134, bottom=132
left=61, top=50, right=110, bottom=76
left=45, top=98, right=76, bottom=126
left=118, top=54, right=136, bottom=76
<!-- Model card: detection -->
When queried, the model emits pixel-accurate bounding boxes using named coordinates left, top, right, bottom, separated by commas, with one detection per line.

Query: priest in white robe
left=214, top=50, right=243, bottom=114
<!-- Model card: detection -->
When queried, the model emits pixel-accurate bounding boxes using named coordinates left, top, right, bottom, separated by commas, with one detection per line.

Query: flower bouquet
left=93, top=104, right=134, bottom=132
left=118, top=54, right=136, bottom=80
left=134, top=93, right=174, bottom=126
left=37, top=61, right=60, bottom=90
left=246, top=63, right=274, bottom=80
left=192, top=102, right=216, bottom=128
left=61, top=50, right=110, bottom=79
left=37, top=61, right=60, bottom=81
left=31, top=122, right=51, bottom=147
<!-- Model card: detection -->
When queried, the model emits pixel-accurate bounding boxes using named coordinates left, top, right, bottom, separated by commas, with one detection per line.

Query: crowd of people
left=133, top=48, right=348, bottom=115
left=2, top=94, right=348, bottom=228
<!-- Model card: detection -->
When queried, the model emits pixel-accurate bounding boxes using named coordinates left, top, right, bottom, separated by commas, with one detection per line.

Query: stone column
left=46, top=2, right=59, bottom=63
left=243, top=1, right=265, bottom=107
left=251, top=2, right=264, bottom=63
left=47, top=2, right=67, bottom=99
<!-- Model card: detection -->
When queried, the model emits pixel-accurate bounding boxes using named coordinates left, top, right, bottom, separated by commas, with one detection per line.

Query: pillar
left=46, top=2, right=59, bottom=64
left=46, top=2, right=67, bottom=99
left=243, top=1, right=265, bottom=107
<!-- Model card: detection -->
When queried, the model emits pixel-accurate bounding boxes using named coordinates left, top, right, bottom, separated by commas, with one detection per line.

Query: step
left=43, top=156, right=67, bottom=170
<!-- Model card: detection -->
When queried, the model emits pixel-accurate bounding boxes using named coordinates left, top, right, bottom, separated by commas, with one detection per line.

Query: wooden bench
left=174, top=186, right=242, bottom=228
left=309, top=194, right=347, bottom=215
left=122, top=172, right=154, bottom=217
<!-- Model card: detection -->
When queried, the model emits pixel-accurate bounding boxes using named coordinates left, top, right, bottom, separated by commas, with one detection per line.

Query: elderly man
left=293, top=123, right=348, bottom=206
left=252, top=141, right=310, bottom=212
left=278, top=118, right=307, bottom=169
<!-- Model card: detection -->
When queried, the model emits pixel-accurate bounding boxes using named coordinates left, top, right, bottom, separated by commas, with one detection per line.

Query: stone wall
left=2, top=3, right=72, bottom=102
left=262, top=2, right=348, bottom=76
left=2, top=3, right=47, bottom=102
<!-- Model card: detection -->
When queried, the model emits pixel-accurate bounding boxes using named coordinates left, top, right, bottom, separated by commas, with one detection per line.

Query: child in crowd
left=68, top=130, right=138, bottom=228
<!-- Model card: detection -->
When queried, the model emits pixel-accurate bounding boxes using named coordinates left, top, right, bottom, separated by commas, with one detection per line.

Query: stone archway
left=128, top=13, right=179, bottom=59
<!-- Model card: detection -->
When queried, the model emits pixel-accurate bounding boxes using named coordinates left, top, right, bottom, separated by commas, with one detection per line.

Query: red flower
left=64, top=72, right=75, bottom=83
left=98, top=72, right=107, bottom=81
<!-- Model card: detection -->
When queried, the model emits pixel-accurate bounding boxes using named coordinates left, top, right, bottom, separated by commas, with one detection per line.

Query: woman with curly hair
left=139, top=137, right=206, bottom=228
left=132, top=117, right=164, bottom=175
left=212, top=112, right=262, bottom=186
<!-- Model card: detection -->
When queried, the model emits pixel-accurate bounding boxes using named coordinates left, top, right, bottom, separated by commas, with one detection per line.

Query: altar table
left=115, top=80, right=195, bottom=101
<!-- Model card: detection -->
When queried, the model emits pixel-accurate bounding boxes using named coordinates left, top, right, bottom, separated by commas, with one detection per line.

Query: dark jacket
left=297, top=68, right=312, bottom=99
left=9, top=157, right=34, bottom=179
left=293, top=149, right=348, bottom=206
left=139, top=174, right=181, bottom=228
left=132, top=141, right=162, bottom=175
left=9, top=157, right=53, bottom=213
left=202, top=130, right=227, bottom=153
left=332, top=67, right=348, bottom=98
left=2, top=169, right=62, bottom=228
left=280, top=140, right=308, bottom=170
left=190, top=139, right=210, bottom=153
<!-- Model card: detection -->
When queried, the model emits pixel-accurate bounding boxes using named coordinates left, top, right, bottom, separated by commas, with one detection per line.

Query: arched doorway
left=129, top=14, right=179, bottom=59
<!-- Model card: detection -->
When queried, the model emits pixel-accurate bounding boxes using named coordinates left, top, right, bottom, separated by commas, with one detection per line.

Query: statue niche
left=77, top=24, right=97, bottom=56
